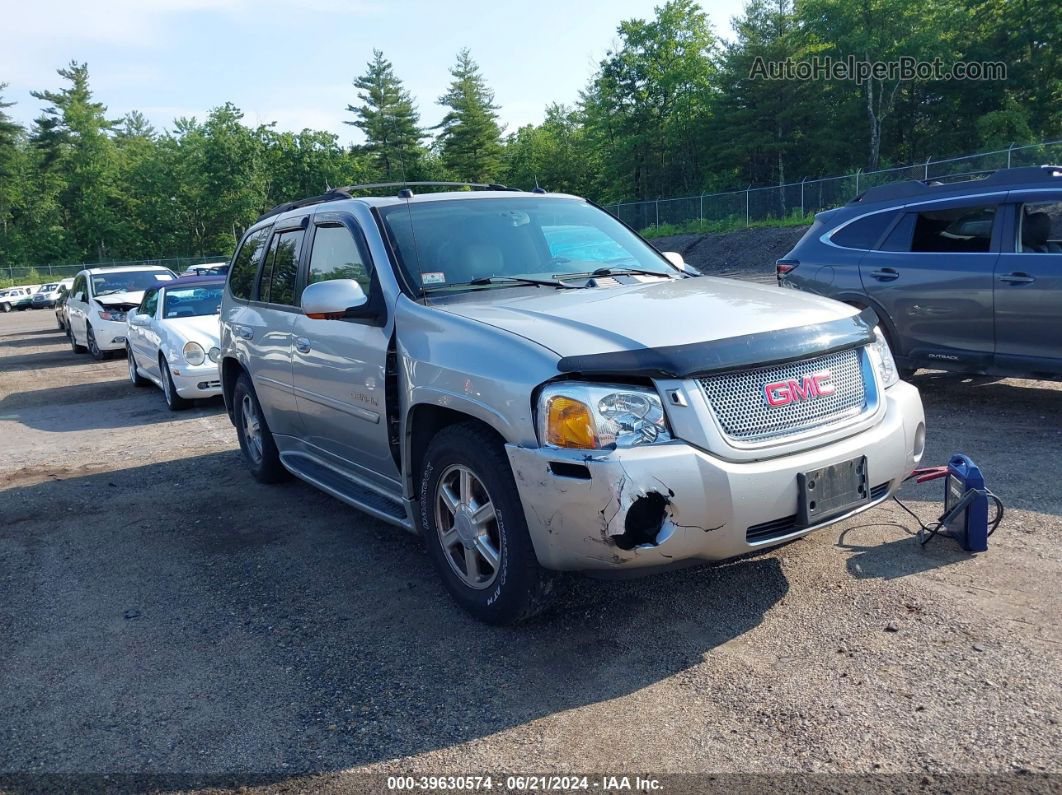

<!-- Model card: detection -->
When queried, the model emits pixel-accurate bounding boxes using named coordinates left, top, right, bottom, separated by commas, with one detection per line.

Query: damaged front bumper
left=505, top=381, right=924, bottom=571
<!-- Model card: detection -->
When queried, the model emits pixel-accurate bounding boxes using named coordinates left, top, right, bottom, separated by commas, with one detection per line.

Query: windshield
left=39, top=283, right=59, bottom=292
left=378, top=197, right=674, bottom=293
left=162, top=284, right=223, bottom=318
left=91, top=270, right=174, bottom=297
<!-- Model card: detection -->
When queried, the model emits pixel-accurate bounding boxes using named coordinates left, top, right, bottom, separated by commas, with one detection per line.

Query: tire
left=69, top=326, right=87, bottom=354
left=1, top=303, right=11, bottom=313
left=56, top=314, right=65, bottom=331
left=419, top=422, right=556, bottom=625
left=127, top=345, right=148, bottom=387
left=232, top=372, right=288, bottom=483
left=160, top=358, right=190, bottom=411
left=86, top=324, right=109, bottom=361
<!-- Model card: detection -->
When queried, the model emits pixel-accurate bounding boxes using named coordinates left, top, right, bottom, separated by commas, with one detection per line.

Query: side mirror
left=662, top=251, right=698, bottom=275
left=301, top=279, right=367, bottom=319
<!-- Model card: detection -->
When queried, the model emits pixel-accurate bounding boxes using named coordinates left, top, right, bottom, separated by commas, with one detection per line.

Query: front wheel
left=160, top=358, right=190, bottom=411
left=232, top=372, right=288, bottom=483
left=419, top=423, right=557, bottom=625
left=1, top=303, right=10, bottom=313
left=86, top=324, right=109, bottom=361
left=127, top=346, right=148, bottom=387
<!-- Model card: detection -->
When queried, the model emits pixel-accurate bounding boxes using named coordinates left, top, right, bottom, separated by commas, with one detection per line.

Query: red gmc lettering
left=764, top=370, right=835, bottom=406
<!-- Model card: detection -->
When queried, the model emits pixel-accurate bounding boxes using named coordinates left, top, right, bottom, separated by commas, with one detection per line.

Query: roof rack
left=256, top=181, right=520, bottom=222
left=851, top=164, right=1062, bottom=205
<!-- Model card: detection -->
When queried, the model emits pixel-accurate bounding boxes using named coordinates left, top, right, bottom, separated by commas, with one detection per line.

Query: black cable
left=893, top=486, right=1004, bottom=546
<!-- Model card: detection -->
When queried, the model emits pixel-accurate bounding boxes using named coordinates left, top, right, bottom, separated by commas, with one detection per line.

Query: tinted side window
left=307, top=224, right=372, bottom=295
left=229, top=229, right=269, bottom=300
left=1018, top=201, right=1062, bottom=253
left=263, top=229, right=304, bottom=306
left=141, top=289, right=159, bottom=316
left=879, top=213, right=916, bottom=252
left=911, top=205, right=996, bottom=253
left=831, top=211, right=897, bottom=249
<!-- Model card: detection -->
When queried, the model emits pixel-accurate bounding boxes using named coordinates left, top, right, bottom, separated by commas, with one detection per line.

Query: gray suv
left=779, top=166, right=1062, bottom=380
left=219, top=183, right=925, bottom=624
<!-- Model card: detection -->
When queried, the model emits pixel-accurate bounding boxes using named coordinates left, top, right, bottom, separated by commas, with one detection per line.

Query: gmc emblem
left=764, top=370, right=836, bottom=407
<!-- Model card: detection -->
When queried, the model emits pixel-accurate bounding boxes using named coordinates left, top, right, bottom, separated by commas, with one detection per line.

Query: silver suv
left=219, top=184, right=926, bottom=624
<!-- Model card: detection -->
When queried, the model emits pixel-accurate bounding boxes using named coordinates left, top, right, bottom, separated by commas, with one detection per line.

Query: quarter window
left=307, top=224, right=372, bottom=295
left=1018, top=201, right=1062, bottom=253
left=831, top=211, right=897, bottom=250
left=229, top=228, right=270, bottom=300
left=911, top=205, right=996, bottom=253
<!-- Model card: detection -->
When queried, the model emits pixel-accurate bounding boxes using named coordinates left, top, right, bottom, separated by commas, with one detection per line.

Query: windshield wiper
left=553, top=266, right=676, bottom=280
left=424, top=275, right=581, bottom=291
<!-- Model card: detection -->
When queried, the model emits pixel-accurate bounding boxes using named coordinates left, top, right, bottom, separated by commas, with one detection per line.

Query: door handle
left=870, top=268, right=900, bottom=281
left=998, top=272, right=1036, bottom=285
left=294, top=337, right=311, bottom=354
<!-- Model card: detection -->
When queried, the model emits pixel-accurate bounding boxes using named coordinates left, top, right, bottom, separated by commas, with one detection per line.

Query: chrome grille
left=699, top=348, right=867, bottom=443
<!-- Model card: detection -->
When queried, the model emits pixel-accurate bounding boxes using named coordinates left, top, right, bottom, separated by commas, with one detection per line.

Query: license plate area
left=797, top=455, right=869, bottom=527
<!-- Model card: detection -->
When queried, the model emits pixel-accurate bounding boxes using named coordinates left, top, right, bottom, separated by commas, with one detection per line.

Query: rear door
left=290, top=213, right=399, bottom=488
left=858, top=196, right=1002, bottom=370
left=240, top=220, right=307, bottom=437
left=993, top=193, right=1062, bottom=375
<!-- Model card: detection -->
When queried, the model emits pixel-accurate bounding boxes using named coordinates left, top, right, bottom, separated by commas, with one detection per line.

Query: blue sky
left=0, top=0, right=745, bottom=144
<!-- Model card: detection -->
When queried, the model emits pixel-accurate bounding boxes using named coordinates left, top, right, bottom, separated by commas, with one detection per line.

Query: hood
left=164, top=314, right=221, bottom=346
left=95, top=290, right=145, bottom=309
left=430, top=276, right=858, bottom=358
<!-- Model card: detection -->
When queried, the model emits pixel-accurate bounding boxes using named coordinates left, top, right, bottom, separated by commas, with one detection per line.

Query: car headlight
left=538, top=383, right=671, bottom=449
left=98, top=310, right=126, bottom=322
left=868, top=328, right=899, bottom=387
left=183, top=341, right=206, bottom=366
left=208, top=346, right=220, bottom=363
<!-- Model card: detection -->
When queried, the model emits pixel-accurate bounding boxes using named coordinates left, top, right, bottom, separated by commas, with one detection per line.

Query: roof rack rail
left=851, top=164, right=1062, bottom=205
left=256, top=181, right=521, bottom=222
left=337, top=181, right=518, bottom=194
left=257, top=189, right=353, bottom=221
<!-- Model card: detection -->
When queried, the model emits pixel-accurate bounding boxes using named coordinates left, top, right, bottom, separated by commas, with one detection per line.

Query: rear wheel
left=160, top=358, right=190, bottom=411
left=419, top=423, right=556, bottom=625
left=233, top=372, right=288, bottom=483
left=127, top=346, right=148, bottom=387
left=56, top=313, right=65, bottom=331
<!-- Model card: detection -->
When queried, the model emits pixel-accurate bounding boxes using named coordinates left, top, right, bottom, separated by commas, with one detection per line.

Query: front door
left=993, top=194, right=1062, bottom=375
left=290, top=215, right=399, bottom=489
left=858, top=197, right=1001, bottom=370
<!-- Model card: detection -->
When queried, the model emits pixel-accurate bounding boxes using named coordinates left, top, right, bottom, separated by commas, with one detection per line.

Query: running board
left=280, top=453, right=413, bottom=531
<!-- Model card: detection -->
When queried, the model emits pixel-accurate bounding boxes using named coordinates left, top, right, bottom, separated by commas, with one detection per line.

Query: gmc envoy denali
left=219, top=183, right=926, bottom=624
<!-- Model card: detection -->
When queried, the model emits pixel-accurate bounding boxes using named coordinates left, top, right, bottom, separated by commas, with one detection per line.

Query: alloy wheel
left=434, top=464, right=501, bottom=590
left=241, top=393, right=263, bottom=463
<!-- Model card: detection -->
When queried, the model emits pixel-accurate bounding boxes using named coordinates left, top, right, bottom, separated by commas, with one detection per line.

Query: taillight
left=776, top=258, right=799, bottom=279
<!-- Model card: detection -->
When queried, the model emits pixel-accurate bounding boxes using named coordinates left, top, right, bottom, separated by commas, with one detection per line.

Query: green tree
left=503, top=104, right=596, bottom=194
left=436, top=49, right=505, bottom=182
left=346, top=50, right=424, bottom=180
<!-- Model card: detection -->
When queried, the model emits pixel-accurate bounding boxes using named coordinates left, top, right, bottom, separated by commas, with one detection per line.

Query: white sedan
left=125, top=276, right=224, bottom=410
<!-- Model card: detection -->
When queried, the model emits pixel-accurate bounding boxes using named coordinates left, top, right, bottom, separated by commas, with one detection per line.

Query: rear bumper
left=506, top=380, right=924, bottom=571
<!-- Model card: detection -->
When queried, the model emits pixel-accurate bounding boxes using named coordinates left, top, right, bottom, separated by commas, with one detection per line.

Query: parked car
left=217, top=182, right=926, bottom=624
left=31, top=279, right=73, bottom=309
left=0, top=286, right=37, bottom=312
left=778, top=165, right=1062, bottom=380
left=126, top=275, right=223, bottom=410
left=54, top=284, right=72, bottom=330
left=66, top=266, right=176, bottom=360
left=182, top=262, right=229, bottom=276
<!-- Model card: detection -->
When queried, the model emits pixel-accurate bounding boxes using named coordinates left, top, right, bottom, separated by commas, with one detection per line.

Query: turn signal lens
left=545, top=396, right=599, bottom=449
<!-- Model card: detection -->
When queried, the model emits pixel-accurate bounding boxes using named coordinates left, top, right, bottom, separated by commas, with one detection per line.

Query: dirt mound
left=651, top=225, right=810, bottom=283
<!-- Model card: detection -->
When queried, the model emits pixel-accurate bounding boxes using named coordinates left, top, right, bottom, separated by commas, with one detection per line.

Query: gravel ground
left=0, top=291, right=1060, bottom=789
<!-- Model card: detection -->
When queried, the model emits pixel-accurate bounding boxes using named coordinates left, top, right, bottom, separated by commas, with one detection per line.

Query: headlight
left=868, top=328, right=899, bottom=387
left=538, top=383, right=671, bottom=449
left=182, top=341, right=206, bottom=366
left=208, top=346, right=220, bottom=363
left=98, top=310, right=126, bottom=322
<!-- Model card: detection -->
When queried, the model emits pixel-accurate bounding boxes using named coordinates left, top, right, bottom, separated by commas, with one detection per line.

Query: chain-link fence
left=604, top=139, right=1062, bottom=232
left=1, top=255, right=228, bottom=288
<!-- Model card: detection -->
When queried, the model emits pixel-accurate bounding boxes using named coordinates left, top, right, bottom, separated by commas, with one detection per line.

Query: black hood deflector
left=556, top=307, right=879, bottom=379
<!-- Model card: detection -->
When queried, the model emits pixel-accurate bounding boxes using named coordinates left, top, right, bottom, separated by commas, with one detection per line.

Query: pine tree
left=346, top=50, right=424, bottom=180
left=436, top=49, right=504, bottom=182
